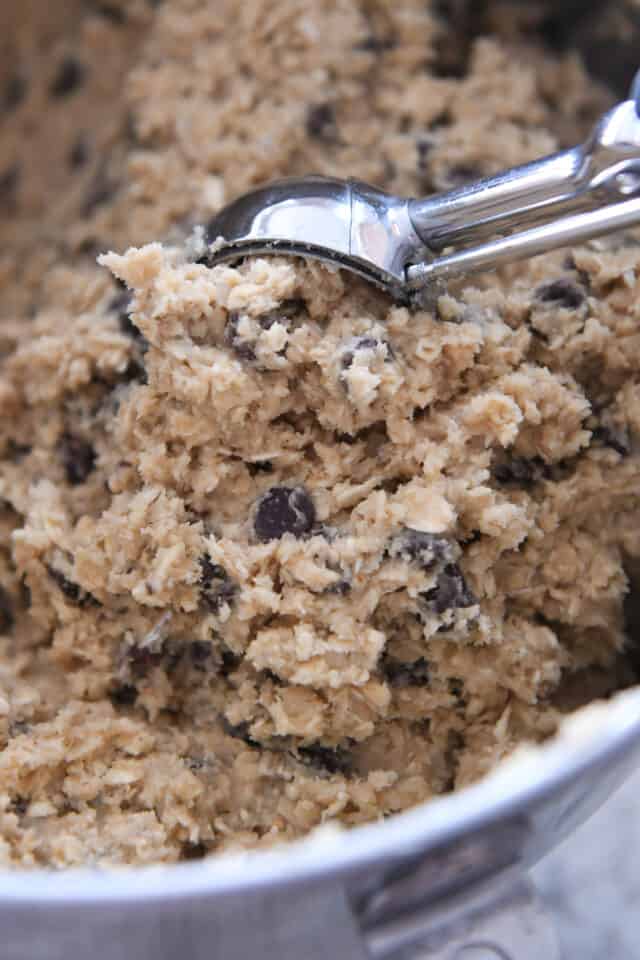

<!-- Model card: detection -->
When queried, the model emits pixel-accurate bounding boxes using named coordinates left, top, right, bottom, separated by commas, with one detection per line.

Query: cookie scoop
left=204, top=71, right=640, bottom=301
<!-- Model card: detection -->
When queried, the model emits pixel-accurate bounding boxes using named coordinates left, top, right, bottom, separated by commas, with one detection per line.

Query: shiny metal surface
left=205, top=77, right=640, bottom=297
left=204, top=175, right=425, bottom=298
left=1, top=688, right=639, bottom=959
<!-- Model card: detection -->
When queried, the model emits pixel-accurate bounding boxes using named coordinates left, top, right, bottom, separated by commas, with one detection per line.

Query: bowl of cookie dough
left=1, top=2, right=640, bottom=958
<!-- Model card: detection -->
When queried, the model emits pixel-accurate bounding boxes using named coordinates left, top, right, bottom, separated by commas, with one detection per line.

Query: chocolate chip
left=535, top=278, right=585, bottom=310
left=9, top=720, right=30, bottom=736
left=6, top=439, right=31, bottom=462
left=355, top=33, right=397, bottom=53
left=82, top=163, right=118, bottom=216
left=220, top=648, right=242, bottom=676
left=492, top=457, right=546, bottom=488
left=68, top=136, right=89, bottom=169
left=439, top=165, right=481, bottom=189
left=306, top=103, right=336, bottom=141
left=431, top=0, right=488, bottom=79
left=382, top=656, right=430, bottom=688
left=247, top=460, right=274, bottom=476
left=326, top=578, right=351, bottom=596
left=296, top=743, right=352, bottom=775
left=590, top=424, right=630, bottom=457
left=221, top=718, right=260, bottom=749
left=448, top=677, right=464, bottom=698
left=388, top=529, right=453, bottom=569
left=9, top=796, right=28, bottom=816
left=422, top=563, right=476, bottom=615
left=50, top=57, right=86, bottom=98
left=417, top=137, right=435, bottom=170
left=95, top=3, right=127, bottom=23
left=0, top=165, right=20, bottom=209
left=257, top=299, right=303, bottom=331
left=253, top=486, right=316, bottom=542
left=181, top=842, right=207, bottom=860
left=129, top=646, right=163, bottom=679
left=3, top=72, right=27, bottom=113
left=109, top=684, right=138, bottom=706
left=47, top=566, right=100, bottom=608
left=190, top=641, right=211, bottom=664
left=199, top=557, right=238, bottom=613
left=59, top=433, right=96, bottom=485
left=0, top=586, right=14, bottom=633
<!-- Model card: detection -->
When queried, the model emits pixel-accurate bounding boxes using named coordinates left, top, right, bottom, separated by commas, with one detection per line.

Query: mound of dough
left=0, top=0, right=639, bottom=867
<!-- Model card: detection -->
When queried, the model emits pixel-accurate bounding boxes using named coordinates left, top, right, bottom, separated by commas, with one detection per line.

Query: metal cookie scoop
left=204, top=72, right=640, bottom=302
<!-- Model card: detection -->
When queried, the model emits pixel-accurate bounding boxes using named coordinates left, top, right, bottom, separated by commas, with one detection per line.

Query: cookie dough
left=0, top=0, right=639, bottom=868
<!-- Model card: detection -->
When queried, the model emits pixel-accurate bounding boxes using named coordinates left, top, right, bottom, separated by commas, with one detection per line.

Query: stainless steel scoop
left=204, top=72, right=640, bottom=301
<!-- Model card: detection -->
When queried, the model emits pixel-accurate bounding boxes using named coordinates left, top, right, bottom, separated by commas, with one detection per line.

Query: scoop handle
left=406, top=78, right=640, bottom=286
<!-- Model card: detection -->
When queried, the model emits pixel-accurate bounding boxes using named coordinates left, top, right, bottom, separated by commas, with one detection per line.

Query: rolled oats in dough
left=0, top=0, right=639, bottom=868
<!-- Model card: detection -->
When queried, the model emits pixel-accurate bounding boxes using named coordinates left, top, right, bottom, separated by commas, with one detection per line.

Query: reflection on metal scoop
left=203, top=72, right=640, bottom=301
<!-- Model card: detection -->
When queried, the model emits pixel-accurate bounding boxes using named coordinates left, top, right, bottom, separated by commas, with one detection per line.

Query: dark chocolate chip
left=190, top=640, right=211, bottom=664
left=535, top=278, right=585, bottom=310
left=220, top=648, right=242, bottom=676
left=199, top=557, right=238, bottom=613
left=417, top=137, right=435, bottom=170
left=492, top=457, right=545, bottom=488
left=247, top=460, right=274, bottom=476
left=388, top=529, right=453, bottom=569
left=306, top=103, right=336, bottom=141
left=82, top=164, right=118, bottom=216
left=60, top=433, right=96, bottom=485
left=9, top=796, right=28, bottom=816
left=3, top=73, right=27, bottom=113
left=164, top=641, right=184, bottom=673
left=6, top=439, right=31, bottom=462
left=257, top=299, right=303, bottom=330
left=440, top=165, right=481, bottom=189
left=221, top=718, right=260, bottom=749
left=0, top=165, right=20, bottom=208
left=128, top=646, right=163, bottom=679
left=382, top=656, right=430, bottom=688
left=109, top=684, right=138, bottom=706
left=448, top=677, right=464, bottom=698
left=47, top=566, right=100, bottom=608
left=430, top=0, right=488, bottom=79
left=0, top=586, right=14, bottom=633
left=422, top=563, right=476, bottom=615
left=296, top=743, right=352, bottom=775
left=50, top=57, right=86, bottom=98
left=121, top=358, right=148, bottom=384
left=181, top=842, right=207, bottom=860
left=355, top=33, right=396, bottom=53
left=591, top=425, right=630, bottom=457
left=95, top=3, right=127, bottom=23
left=68, top=136, right=89, bottom=169
left=254, top=485, right=316, bottom=542
left=9, top=720, right=30, bottom=736
left=326, top=578, right=351, bottom=596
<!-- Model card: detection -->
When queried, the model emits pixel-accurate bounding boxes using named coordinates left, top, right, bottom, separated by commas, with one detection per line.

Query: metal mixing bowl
left=2, top=4, right=640, bottom=958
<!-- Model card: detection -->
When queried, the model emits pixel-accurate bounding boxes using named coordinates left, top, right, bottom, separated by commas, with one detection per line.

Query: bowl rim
left=1, top=688, right=639, bottom=906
